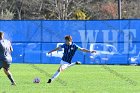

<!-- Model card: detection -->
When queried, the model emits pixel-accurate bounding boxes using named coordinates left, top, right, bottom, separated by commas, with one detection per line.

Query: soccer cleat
left=47, top=79, right=52, bottom=83
left=11, top=82, right=16, bottom=86
left=75, top=61, right=81, bottom=65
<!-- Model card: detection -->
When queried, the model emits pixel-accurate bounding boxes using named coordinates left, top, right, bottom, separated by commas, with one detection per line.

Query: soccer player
left=47, top=35, right=96, bottom=83
left=0, top=32, right=16, bottom=85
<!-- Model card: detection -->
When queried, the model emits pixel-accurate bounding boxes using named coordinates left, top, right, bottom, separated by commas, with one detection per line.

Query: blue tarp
left=0, top=20, right=139, bottom=65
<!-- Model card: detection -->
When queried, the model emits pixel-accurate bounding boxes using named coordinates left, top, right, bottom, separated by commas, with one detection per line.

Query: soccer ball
left=33, top=77, right=40, bottom=83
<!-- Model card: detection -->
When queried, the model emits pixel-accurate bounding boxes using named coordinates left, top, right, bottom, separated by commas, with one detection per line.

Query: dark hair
left=0, top=32, right=4, bottom=38
left=65, top=35, right=72, bottom=41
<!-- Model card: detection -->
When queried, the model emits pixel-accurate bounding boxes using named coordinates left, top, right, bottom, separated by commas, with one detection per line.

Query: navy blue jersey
left=60, top=43, right=80, bottom=63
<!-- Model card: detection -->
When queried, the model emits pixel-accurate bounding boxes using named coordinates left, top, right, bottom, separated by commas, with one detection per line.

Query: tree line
left=0, top=0, right=139, bottom=20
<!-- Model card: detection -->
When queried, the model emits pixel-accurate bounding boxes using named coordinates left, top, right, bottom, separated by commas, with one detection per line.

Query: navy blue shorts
left=0, top=61, right=11, bottom=70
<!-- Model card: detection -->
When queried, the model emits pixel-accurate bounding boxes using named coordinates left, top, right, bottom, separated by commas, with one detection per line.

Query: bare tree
left=0, top=0, right=15, bottom=20
left=0, top=0, right=140, bottom=20
left=122, top=0, right=140, bottom=19
left=43, top=0, right=93, bottom=20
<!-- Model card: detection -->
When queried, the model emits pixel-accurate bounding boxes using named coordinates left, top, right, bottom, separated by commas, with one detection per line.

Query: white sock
left=51, top=71, right=60, bottom=81
left=67, top=62, right=76, bottom=68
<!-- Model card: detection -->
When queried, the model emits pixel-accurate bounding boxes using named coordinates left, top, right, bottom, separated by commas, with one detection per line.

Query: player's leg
left=67, top=61, right=81, bottom=68
left=47, top=60, right=68, bottom=83
left=3, top=62, right=16, bottom=85
left=3, top=68, right=16, bottom=85
left=47, top=66, right=61, bottom=83
left=47, top=61, right=81, bottom=83
left=0, top=61, right=2, bottom=70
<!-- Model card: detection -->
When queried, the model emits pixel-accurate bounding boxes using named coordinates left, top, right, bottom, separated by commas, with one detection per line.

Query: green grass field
left=0, top=64, right=140, bottom=93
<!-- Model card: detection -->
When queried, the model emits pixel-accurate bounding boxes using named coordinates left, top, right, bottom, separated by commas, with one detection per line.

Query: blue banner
left=0, top=20, right=139, bottom=65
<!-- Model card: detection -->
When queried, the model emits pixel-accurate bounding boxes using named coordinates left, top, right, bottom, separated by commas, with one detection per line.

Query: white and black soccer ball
left=33, top=77, right=40, bottom=83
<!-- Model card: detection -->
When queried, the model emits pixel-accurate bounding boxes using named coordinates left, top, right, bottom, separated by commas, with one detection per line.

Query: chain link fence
left=0, top=20, right=139, bottom=65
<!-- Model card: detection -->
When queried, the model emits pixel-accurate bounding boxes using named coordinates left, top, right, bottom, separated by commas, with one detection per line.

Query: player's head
left=0, top=31, right=4, bottom=39
left=65, top=35, right=72, bottom=45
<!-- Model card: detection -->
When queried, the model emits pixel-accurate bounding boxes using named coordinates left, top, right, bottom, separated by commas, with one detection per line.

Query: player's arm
left=48, top=47, right=61, bottom=54
left=10, top=46, right=13, bottom=52
left=78, top=48, right=96, bottom=53
left=10, top=42, right=13, bottom=52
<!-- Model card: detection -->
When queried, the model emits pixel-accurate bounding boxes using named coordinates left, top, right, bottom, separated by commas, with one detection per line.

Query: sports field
left=0, top=64, right=140, bottom=93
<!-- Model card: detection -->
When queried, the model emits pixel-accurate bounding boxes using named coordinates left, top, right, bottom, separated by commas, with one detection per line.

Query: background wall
left=0, top=20, right=139, bottom=65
